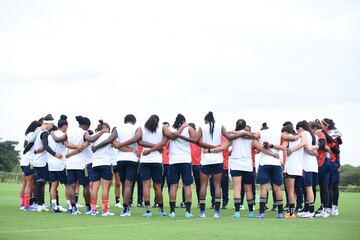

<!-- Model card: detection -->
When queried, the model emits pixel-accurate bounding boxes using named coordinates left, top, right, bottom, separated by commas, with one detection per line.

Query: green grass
left=0, top=183, right=359, bottom=240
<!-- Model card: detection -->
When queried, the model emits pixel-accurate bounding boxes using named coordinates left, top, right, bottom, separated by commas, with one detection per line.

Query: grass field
left=0, top=183, right=359, bottom=240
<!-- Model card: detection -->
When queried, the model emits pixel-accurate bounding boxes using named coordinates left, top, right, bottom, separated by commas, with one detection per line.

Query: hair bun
left=60, top=115, right=67, bottom=120
left=99, top=119, right=104, bottom=124
left=262, top=122, right=267, bottom=127
left=76, top=115, right=83, bottom=121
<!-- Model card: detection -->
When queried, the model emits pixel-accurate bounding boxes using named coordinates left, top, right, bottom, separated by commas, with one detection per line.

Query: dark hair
left=204, top=111, right=215, bottom=138
left=145, top=115, right=160, bottom=133
left=172, top=114, right=186, bottom=130
left=124, top=114, right=136, bottom=124
left=76, top=115, right=91, bottom=127
left=297, top=120, right=316, bottom=145
left=162, top=121, right=170, bottom=126
left=25, top=120, right=42, bottom=135
left=43, top=114, right=54, bottom=121
left=235, top=119, right=246, bottom=131
left=58, top=115, right=68, bottom=128
left=87, top=129, right=94, bottom=135
left=283, top=121, right=293, bottom=127
left=95, top=119, right=110, bottom=132
left=309, top=121, right=322, bottom=130
left=246, top=125, right=251, bottom=131
left=189, top=123, right=196, bottom=129
left=281, top=124, right=296, bottom=135
left=322, top=118, right=335, bottom=130
left=50, top=125, right=58, bottom=131
left=261, top=122, right=268, bottom=130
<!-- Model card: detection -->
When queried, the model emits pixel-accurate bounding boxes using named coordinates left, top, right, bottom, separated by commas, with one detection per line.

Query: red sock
left=91, top=200, right=97, bottom=211
left=102, top=199, right=109, bottom=212
left=20, top=193, right=24, bottom=206
left=24, top=194, right=30, bottom=208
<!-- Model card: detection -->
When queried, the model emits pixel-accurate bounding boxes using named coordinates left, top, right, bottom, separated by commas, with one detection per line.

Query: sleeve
left=40, top=132, right=56, bottom=157
left=318, top=139, right=326, bottom=150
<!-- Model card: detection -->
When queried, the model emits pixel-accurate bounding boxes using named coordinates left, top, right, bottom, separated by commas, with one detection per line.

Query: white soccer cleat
left=115, top=203, right=123, bottom=208
left=299, top=212, right=314, bottom=218
left=102, top=211, right=115, bottom=217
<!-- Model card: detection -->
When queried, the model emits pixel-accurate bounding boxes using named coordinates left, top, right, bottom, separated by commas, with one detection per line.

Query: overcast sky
left=0, top=0, right=359, bottom=166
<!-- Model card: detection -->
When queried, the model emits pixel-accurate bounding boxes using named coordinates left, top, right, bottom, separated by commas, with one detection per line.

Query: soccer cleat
left=169, top=212, right=176, bottom=218
left=115, top=203, right=123, bottom=208
left=232, top=211, right=241, bottom=218
left=66, top=208, right=73, bottom=214
left=240, top=205, right=245, bottom=210
left=332, top=209, right=339, bottom=216
left=295, top=206, right=302, bottom=213
left=37, top=205, right=46, bottom=212
left=159, top=211, right=167, bottom=217
left=101, top=211, right=115, bottom=216
left=52, top=207, right=61, bottom=213
left=23, top=205, right=37, bottom=212
left=314, top=208, right=323, bottom=215
left=300, top=212, right=314, bottom=218
left=248, top=211, right=254, bottom=218
left=20, top=206, right=25, bottom=210
left=214, top=211, right=221, bottom=218
left=277, top=213, right=284, bottom=219
left=283, top=206, right=289, bottom=212
left=199, top=211, right=206, bottom=218
left=58, top=205, right=68, bottom=212
left=71, top=209, right=81, bottom=215
left=76, top=203, right=84, bottom=208
left=137, top=203, right=144, bottom=208
left=256, top=213, right=265, bottom=219
left=120, top=210, right=130, bottom=217
left=285, top=212, right=296, bottom=219
left=143, top=211, right=152, bottom=218
left=185, top=212, right=193, bottom=218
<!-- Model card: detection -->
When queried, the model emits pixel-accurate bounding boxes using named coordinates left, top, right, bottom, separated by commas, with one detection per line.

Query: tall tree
left=0, top=140, right=20, bottom=172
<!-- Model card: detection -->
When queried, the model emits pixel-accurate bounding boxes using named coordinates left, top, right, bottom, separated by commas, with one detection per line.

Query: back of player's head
left=145, top=115, right=160, bottom=133
left=235, top=119, right=246, bottom=131
left=172, top=114, right=186, bottom=130
left=58, top=115, right=68, bottom=128
left=124, top=114, right=136, bottom=124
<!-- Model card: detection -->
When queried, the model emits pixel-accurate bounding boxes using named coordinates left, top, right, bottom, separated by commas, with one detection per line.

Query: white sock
left=51, top=199, right=57, bottom=207
left=67, top=200, right=72, bottom=209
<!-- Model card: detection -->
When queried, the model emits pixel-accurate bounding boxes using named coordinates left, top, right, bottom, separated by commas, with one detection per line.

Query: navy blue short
left=86, top=163, right=95, bottom=182
left=318, top=158, right=331, bottom=183
left=256, top=165, right=283, bottom=186
left=49, top=170, right=68, bottom=184
left=34, top=165, right=49, bottom=182
left=230, top=170, right=253, bottom=185
left=67, top=169, right=89, bottom=186
left=168, top=163, right=193, bottom=185
left=329, top=160, right=340, bottom=183
left=139, top=163, right=163, bottom=184
left=112, top=164, right=119, bottom=174
left=200, top=163, right=223, bottom=176
left=117, top=161, right=139, bottom=182
left=21, top=165, right=34, bottom=176
left=303, top=171, right=318, bottom=187
left=92, top=165, right=113, bottom=181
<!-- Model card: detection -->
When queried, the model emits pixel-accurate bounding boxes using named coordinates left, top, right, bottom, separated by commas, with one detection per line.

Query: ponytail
left=205, top=111, right=215, bottom=138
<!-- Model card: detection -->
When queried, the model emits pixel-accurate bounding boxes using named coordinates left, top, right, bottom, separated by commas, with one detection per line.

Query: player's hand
left=55, top=152, right=63, bottom=159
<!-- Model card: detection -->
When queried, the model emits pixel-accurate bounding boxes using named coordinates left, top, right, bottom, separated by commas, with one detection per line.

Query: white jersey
left=111, top=146, right=118, bottom=166
left=83, top=146, right=93, bottom=164
left=303, top=131, right=318, bottom=173
left=20, top=131, right=38, bottom=166
left=32, top=130, right=48, bottom=167
left=47, top=130, right=67, bottom=171
left=116, top=124, right=138, bottom=162
left=258, top=129, right=281, bottom=166
left=169, top=127, right=191, bottom=164
left=140, top=126, right=163, bottom=163
left=66, top=127, right=86, bottom=170
left=285, top=136, right=303, bottom=176
left=201, top=125, right=223, bottom=165
left=230, top=130, right=253, bottom=172
left=92, top=133, right=113, bottom=167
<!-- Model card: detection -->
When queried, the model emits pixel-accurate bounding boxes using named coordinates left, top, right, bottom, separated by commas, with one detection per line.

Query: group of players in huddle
left=19, top=111, right=342, bottom=219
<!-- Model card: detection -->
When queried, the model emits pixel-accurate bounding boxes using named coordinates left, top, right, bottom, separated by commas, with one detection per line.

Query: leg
left=232, top=176, right=242, bottom=213
left=101, top=180, right=112, bottom=213
left=90, top=181, right=100, bottom=211
left=212, top=171, right=223, bottom=213
left=221, top=169, right=229, bottom=208
left=285, top=177, right=295, bottom=216
left=199, top=171, right=209, bottom=213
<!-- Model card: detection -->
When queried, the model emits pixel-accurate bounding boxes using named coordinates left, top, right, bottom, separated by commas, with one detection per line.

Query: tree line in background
left=0, top=139, right=359, bottom=186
